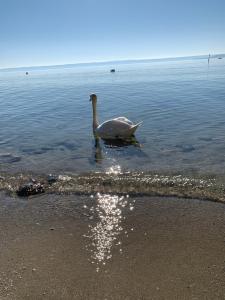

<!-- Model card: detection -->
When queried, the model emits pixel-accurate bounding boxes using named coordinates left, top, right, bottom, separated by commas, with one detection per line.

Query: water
left=0, top=56, right=225, bottom=175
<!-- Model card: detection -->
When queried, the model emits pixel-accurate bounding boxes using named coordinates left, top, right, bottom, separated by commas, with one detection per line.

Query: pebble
left=47, top=174, right=58, bottom=184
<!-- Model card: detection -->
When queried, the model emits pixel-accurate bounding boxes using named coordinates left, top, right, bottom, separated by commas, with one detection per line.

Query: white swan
left=90, top=94, right=142, bottom=139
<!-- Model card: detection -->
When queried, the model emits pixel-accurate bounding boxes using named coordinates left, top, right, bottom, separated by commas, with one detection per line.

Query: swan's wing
left=96, top=119, right=132, bottom=138
left=114, top=117, right=133, bottom=125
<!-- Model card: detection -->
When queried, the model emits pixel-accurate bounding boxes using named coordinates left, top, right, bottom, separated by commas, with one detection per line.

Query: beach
left=0, top=192, right=225, bottom=299
left=1, top=57, right=225, bottom=299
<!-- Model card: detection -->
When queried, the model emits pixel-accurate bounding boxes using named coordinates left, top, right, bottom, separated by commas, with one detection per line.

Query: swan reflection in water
left=92, top=135, right=143, bottom=164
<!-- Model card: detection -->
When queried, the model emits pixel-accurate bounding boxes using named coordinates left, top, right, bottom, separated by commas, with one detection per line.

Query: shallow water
left=1, top=56, right=225, bottom=175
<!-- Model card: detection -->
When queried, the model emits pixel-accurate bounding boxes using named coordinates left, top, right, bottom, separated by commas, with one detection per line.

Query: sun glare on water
left=105, top=164, right=122, bottom=175
left=85, top=193, right=134, bottom=271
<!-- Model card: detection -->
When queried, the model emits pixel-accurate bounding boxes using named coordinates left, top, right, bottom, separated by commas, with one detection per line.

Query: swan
left=90, top=94, right=142, bottom=139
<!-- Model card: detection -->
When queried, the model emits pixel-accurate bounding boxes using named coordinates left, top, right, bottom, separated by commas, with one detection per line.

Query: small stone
left=50, top=227, right=55, bottom=231
left=47, top=174, right=57, bottom=185
left=32, top=268, right=36, bottom=272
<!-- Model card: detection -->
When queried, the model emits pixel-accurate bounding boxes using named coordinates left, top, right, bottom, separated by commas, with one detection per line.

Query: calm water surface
left=0, top=57, right=225, bottom=175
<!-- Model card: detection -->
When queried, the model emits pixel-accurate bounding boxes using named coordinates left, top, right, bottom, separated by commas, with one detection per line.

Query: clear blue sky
left=1, top=0, right=225, bottom=68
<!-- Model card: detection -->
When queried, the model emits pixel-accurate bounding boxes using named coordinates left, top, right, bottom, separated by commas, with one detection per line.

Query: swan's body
left=96, top=117, right=141, bottom=139
left=90, top=94, right=142, bottom=139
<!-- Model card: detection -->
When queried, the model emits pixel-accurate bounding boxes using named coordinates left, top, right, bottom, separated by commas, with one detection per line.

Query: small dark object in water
left=26, top=72, right=29, bottom=75
left=199, top=137, right=212, bottom=142
left=17, top=182, right=45, bottom=197
left=0, top=153, right=21, bottom=163
left=218, top=57, right=222, bottom=59
left=175, top=144, right=195, bottom=153
left=110, top=69, right=115, bottom=73
left=47, top=174, right=58, bottom=184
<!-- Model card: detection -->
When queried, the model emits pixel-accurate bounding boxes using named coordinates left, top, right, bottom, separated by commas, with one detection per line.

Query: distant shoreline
left=1, top=53, right=224, bottom=72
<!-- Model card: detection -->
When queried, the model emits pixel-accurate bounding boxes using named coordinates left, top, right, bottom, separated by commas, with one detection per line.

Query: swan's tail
left=129, top=121, right=143, bottom=135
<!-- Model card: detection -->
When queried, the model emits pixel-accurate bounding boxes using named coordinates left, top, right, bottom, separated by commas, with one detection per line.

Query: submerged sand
left=0, top=192, right=225, bottom=299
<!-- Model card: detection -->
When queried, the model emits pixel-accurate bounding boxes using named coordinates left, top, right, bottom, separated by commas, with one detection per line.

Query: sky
left=0, top=0, right=225, bottom=68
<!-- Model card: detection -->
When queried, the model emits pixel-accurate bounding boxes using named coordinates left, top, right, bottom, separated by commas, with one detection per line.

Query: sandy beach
left=0, top=192, right=225, bottom=299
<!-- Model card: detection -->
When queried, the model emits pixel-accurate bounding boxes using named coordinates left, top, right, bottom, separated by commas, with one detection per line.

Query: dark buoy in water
left=110, top=69, right=115, bottom=73
left=26, top=72, right=29, bottom=75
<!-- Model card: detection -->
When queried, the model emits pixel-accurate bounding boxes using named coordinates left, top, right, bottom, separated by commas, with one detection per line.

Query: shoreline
left=0, top=192, right=225, bottom=299
left=2, top=53, right=225, bottom=72
left=0, top=170, right=225, bottom=203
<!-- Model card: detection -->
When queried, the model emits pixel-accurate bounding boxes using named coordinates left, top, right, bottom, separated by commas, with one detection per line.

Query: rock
left=0, top=153, right=21, bottom=163
left=175, top=144, right=195, bottom=153
left=47, top=174, right=57, bottom=185
left=17, top=182, right=45, bottom=197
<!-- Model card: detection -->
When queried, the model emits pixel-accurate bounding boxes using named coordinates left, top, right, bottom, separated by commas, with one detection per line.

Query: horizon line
left=1, top=53, right=225, bottom=71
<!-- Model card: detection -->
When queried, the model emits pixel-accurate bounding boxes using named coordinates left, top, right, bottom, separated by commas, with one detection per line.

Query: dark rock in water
left=199, top=137, right=212, bottom=142
left=8, top=156, right=21, bottom=163
left=110, top=69, right=115, bottom=73
left=0, top=153, right=21, bottom=163
left=182, top=145, right=195, bottom=153
left=40, top=146, right=54, bottom=152
left=54, top=141, right=78, bottom=151
left=17, top=182, right=45, bottom=197
left=22, top=148, right=46, bottom=155
left=175, top=144, right=195, bottom=153
left=47, top=174, right=58, bottom=184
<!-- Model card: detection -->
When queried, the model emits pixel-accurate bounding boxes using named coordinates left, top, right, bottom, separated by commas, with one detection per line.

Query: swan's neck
left=92, top=101, right=99, bottom=131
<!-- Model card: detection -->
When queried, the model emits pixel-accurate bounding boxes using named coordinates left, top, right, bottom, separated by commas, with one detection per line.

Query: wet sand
left=0, top=192, right=225, bottom=299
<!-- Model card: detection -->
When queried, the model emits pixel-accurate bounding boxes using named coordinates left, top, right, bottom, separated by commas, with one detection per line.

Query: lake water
left=0, top=57, right=225, bottom=176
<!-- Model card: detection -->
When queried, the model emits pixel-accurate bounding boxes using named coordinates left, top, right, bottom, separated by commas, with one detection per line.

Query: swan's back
left=114, top=117, right=133, bottom=125
left=96, top=118, right=139, bottom=139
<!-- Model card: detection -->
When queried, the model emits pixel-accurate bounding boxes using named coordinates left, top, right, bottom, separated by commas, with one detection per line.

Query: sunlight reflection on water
left=85, top=193, right=134, bottom=271
left=105, top=164, right=122, bottom=175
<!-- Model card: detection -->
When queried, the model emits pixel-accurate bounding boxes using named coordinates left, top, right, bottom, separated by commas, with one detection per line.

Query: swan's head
left=90, top=94, right=97, bottom=103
